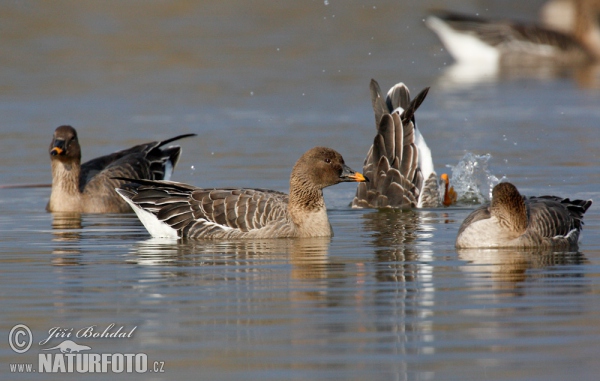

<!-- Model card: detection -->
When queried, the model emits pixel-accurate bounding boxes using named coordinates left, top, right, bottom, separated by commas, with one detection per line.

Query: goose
left=425, top=2, right=600, bottom=66
left=115, top=146, right=367, bottom=239
left=352, top=79, right=441, bottom=209
left=456, top=182, right=592, bottom=249
left=47, top=125, right=196, bottom=213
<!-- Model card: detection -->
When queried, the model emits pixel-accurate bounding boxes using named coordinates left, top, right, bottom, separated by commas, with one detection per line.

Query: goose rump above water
left=352, top=79, right=440, bottom=209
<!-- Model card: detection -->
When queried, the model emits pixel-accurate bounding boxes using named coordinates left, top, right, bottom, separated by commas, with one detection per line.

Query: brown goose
left=116, top=147, right=367, bottom=239
left=47, top=125, right=196, bottom=213
left=352, top=79, right=440, bottom=209
left=425, top=4, right=600, bottom=66
left=456, top=182, right=592, bottom=249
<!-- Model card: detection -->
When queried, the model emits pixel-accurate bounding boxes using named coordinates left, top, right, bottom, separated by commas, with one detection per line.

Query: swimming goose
left=352, top=79, right=440, bottom=209
left=425, top=4, right=600, bottom=66
left=116, top=147, right=367, bottom=239
left=456, top=182, right=592, bottom=249
left=47, top=125, right=196, bottom=213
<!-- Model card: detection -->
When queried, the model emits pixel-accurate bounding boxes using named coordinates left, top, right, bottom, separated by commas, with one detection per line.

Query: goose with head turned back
left=47, top=125, right=196, bottom=213
left=456, top=182, right=592, bottom=249
left=116, top=146, right=367, bottom=239
left=352, top=79, right=442, bottom=209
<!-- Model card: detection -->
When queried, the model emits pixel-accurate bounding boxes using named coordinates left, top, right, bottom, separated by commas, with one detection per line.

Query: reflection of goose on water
left=456, top=182, right=592, bottom=249
left=129, top=237, right=333, bottom=286
left=117, top=147, right=366, bottom=239
left=458, top=248, right=587, bottom=290
left=47, top=125, right=196, bottom=213
left=425, top=1, right=600, bottom=66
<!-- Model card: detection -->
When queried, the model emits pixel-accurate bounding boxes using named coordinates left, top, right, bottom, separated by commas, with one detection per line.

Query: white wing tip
left=116, top=188, right=179, bottom=239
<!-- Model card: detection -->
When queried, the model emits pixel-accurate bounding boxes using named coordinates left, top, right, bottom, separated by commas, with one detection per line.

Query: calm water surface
left=2, top=1, right=600, bottom=380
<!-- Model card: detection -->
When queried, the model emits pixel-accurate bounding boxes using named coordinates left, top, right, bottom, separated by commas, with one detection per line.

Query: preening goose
left=456, top=182, right=592, bottom=249
left=116, top=147, right=367, bottom=239
left=47, top=125, right=196, bottom=213
left=425, top=3, right=600, bottom=66
left=352, top=79, right=440, bottom=209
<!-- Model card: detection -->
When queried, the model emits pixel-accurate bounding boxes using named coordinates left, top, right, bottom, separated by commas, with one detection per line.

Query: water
left=2, top=1, right=600, bottom=380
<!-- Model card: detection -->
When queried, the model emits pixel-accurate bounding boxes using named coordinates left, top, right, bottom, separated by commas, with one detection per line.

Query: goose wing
left=81, top=134, right=195, bottom=197
left=456, top=204, right=491, bottom=237
left=81, top=134, right=195, bottom=187
left=526, top=196, right=592, bottom=238
left=117, top=179, right=290, bottom=239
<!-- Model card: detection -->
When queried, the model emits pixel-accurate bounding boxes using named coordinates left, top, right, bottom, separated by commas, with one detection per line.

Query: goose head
left=291, top=147, right=367, bottom=191
left=49, top=125, right=81, bottom=165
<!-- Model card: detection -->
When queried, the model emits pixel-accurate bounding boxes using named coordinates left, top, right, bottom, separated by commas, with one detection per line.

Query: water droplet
left=446, top=152, right=501, bottom=204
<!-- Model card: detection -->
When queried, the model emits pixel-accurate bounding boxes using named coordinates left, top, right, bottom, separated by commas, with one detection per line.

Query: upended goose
left=116, top=147, right=367, bottom=239
left=47, top=125, right=196, bottom=213
left=456, top=182, right=592, bottom=249
left=352, top=79, right=442, bottom=209
left=425, top=6, right=599, bottom=66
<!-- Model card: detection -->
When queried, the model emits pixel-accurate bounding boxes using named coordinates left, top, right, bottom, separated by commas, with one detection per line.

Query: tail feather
left=401, top=87, right=430, bottom=125
left=157, top=133, right=197, bottom=147
left=370, top=79, right=388, bottom=127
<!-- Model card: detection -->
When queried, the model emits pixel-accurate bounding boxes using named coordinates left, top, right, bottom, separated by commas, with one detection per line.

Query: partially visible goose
left=352, top=79, right=441, bottom=209
left=425, top=2, right=600, bottom=66
left=47, top=125, right=196, bottom=213
left=441, top=173, right=457, bottom=207
left=456, top=182, right=592, bottom=249
left=116, top=147, right=367, bottom=239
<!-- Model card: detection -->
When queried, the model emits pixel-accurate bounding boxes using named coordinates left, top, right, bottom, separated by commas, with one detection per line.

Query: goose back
left=117, top=181, right=293, bottom=239
left=456, top=182, right=592, bottom=248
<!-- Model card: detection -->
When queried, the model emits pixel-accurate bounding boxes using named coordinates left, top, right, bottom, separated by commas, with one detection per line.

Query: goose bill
left=340, top=165, right=368, bottom=182
left=50, top=141, right=65, bottom=156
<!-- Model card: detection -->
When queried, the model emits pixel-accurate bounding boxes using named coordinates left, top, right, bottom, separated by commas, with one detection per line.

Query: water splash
left=446, top=152, right=504, bottom=204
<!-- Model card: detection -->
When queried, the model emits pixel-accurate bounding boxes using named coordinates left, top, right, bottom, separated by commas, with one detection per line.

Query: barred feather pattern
left=456, top=182, right=592, bottom=249
left=352, top=79, right=439, bottom=209
left=119, top=181, right=296, bottom=239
